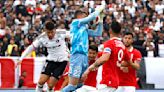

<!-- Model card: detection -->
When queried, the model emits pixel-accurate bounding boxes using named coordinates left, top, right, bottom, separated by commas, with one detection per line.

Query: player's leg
left=36, top=74, right=50, bottom=92
left=61, top=66, right=80, bottom=92
left=35, top=60, right=52, bottom=92
left=77, top=54, right=88, bottom=89
left=61, top=76, right=79, bottom=92
left=62, top=54, right=88, bottom=92
left=47, top=77, right=58, bottom=92
left=48, top=61, right=67, bottom=92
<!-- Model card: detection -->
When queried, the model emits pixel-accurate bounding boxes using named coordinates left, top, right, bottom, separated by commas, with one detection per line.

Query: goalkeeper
left=61, top=5, right=105, bottom=92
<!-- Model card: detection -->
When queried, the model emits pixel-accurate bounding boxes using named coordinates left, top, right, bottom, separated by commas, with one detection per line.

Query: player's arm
left=82, top=52, right=110, bottom=79
left=121, top=60, right=129, bottom=67
left=83, top=47, right=111, bottom=78
left=18, top=38, right=42, bottom=62
left=129, top=51, right=142, bottom=70
left=88, top=22, right=103, bottom=36
left=129, top=58, right=141, bottom=70
left=78, top=5, right=105, bottom=25
left=92, top=53, right=110, bottom=69
left=87, top=12, right=104, bottom=36
left=19, top=45, right=35, bottom=61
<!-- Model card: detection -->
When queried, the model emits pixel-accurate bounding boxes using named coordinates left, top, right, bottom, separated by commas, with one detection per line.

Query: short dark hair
left=89, top=45, right=98, bottom=52
left=74, top=10, right=87, bottom=18
left=45, top=21, right=56, bottom=30
left=111, top=21, right=121, bottom=34
left=123, top=32, right=134, bottom=38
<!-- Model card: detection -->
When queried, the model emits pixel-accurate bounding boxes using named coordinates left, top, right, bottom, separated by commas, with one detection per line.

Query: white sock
left=35, top=83, right=44, bottom=92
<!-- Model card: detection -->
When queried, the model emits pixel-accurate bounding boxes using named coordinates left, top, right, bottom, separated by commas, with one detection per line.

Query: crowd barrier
left=0, top=57, right=164, bottom=89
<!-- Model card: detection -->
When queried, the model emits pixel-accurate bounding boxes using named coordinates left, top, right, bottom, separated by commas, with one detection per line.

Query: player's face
left=123, top=35, right=133, bottom=47
left=46, top=29, right=56, bottom=40
left=88, top=49, right=97, bottom=61
left=79, top=13, right=87, bottom=18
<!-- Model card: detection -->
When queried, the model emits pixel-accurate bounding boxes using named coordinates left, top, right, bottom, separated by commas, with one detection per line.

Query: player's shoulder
left=133, top=48, right=141, bottom=54
left=71, top=19, right=80, bottom=25
left=38, top=32, right=46, bottom=38
left=104, top=39, right=114, bottom=44
left=35, top=32, right=47, bottom=41
left=133, top=48, right=142, bottom=58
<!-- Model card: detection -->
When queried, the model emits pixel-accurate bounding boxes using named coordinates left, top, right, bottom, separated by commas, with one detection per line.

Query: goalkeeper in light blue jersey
left=62, top=5, right=105, bottom=92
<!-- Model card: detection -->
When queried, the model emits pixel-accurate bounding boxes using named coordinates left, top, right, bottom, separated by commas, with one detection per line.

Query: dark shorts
left=41, top=60, right=67, bottom=80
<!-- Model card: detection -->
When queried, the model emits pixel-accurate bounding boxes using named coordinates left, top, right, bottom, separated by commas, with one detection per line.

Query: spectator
left=40, top=0, right=49, bottom=12
left=143, top=35, right=155, bottom=57
left=10, top=46, right=20, bottom=56
left=0, top=0, right=162, bottom=60
left=15, top=0, right=27, bottom=16
left=157, top=32, right=164, bottom=57
left=26, top=28, right=38, bottom=44
left=18, top=71, right=27, bottom=88
left=0, top=41, right=5, bottom=56
left=20, top=37, right=36, bottom=57
left=6, top=38, right=18, bottom=56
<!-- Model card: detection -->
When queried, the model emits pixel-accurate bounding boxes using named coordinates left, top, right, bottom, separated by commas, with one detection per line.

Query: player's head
left=45, top=21, right=57, bottom=40
left=88, top=45, right=98, bottom=61
left=123, top=32, right=134, bottom=47
left=74, top=10, right=87, bottom=19
left=110, top=21, right=121, bottom=35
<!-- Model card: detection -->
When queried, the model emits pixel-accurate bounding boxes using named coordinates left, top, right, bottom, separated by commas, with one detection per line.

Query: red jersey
left=100, top=37, right=130, bottom=88
left=118, top=47, right=142, bottom=87
left=84, top=52, right=103, bottom=87
left=84, top=60, right=97, bottom=87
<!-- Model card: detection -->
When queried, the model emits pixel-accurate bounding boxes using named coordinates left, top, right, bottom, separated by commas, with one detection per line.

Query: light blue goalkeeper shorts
left=69, top=53, right=89, bottom=78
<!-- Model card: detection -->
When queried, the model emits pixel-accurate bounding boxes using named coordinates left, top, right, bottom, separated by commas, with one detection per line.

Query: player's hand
left=120, top=67, right=129, bottom=73
left=81, top=69, right=89, bottom=81
left=99, top=12, right=105, bottom=23
left=129, top=60, right=136, bottom=66
left=95, top=5, right=105, bottom=13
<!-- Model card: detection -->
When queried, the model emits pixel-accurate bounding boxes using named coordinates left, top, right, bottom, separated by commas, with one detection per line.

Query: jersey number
left=117, top=49, right=124, bottom=67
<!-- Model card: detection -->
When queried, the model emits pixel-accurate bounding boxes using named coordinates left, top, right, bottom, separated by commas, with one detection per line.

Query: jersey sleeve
left=32, top=32, right=45, bottom=48
left=103, top=41, right=112, bottom=54
left=56, top=29, right=70, bottom=39
left=78, top=11, right=100, bottom=26
left=134, top=50, right=142, bottom=63
left=32, top=38, right=42, bottom=48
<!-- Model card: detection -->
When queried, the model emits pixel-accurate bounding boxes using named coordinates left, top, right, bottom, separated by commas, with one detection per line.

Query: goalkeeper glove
left=95, top=5, right=105, bottom=13
left=99, top=12, right=105, bottom=23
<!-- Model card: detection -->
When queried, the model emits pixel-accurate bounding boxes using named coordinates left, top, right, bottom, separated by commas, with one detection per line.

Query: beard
left=125, top=44, right=131, bottom=47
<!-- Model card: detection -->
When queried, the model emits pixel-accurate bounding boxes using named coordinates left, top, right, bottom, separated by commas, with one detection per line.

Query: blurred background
left=0, top=0, right=163, bottom=92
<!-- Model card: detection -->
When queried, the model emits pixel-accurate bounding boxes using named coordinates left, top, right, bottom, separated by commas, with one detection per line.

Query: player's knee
left=38, top=80, right=46, bottom=85
left=48, top=83, right=54, bottom=89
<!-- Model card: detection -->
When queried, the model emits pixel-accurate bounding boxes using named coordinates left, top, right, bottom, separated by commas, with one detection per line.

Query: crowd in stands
left=0, top=0, right=163, bottom=57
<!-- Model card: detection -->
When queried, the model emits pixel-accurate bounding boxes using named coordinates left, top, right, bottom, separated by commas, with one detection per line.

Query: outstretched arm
left=88, top=22, right=103, bottom=37
left=19, top=45, right=35, bottom=61
left=19, top=38, right=41, bottom=61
